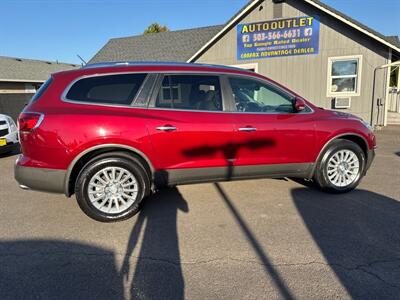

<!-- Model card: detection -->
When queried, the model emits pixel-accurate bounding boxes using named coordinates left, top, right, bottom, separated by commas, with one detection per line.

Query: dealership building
left=90, top=0, right=400, bottom=126
left=0, top=56, right=78, bottom=121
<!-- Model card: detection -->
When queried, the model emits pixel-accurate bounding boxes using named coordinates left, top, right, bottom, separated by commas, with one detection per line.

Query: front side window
left=65, top=73, right=147, bottom=105
left=229, top=77, right=295, bottom=113
left=155, top=75, right=222, bottom=111
left=327, top=56, right=362, bottom=96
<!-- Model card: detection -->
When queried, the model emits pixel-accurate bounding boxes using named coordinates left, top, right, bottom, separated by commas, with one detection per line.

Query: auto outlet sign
left=237, top=16, right=320, bottom=60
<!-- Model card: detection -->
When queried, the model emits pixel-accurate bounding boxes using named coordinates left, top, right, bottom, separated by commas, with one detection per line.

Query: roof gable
left=188, top=0, right=400, bottom=62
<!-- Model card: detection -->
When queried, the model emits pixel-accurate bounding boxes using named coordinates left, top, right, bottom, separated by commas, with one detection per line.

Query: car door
left=225, top=75, right=316, bottom=176
left=145, top=73, right=236, bottom=184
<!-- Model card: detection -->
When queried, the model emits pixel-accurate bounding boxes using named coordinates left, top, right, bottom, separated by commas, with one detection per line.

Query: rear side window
left=65, top=73, right=147, bottom=105
left=155, top=75, right=222, bottom=111
left=30, top=77, right=53, bottom=103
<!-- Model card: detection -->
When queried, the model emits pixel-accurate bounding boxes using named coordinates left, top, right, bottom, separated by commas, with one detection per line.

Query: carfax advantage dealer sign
left=237, top=16, right=320, bottom=60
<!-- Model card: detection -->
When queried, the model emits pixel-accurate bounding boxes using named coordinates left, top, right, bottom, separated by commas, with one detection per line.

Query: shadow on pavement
left=0, top=240, right=123, bottom=299
left=292, top=188, right=400, bottom=299
left=0, top=188, right=188, bottom=300
left=0, top=143, right=20, bottom=159
left=214, top=183, right=295, bottom=300
left=120, top=187, right=189, bottom=299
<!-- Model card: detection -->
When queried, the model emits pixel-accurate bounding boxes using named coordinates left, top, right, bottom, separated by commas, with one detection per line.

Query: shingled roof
left=386, top=36, right=400, bottom=48
left=0, top=56, right=79, bottom=82
left=89, top=25, right=224, bottom=63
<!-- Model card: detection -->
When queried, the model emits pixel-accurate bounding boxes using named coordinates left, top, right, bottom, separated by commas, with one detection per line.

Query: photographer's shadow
left=120, top=187, right=189, bottom=300
left=292, top=187, right=400, bottom=299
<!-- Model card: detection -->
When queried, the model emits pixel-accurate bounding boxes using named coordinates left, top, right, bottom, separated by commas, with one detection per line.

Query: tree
left=143, top=23, right=169, bottom=34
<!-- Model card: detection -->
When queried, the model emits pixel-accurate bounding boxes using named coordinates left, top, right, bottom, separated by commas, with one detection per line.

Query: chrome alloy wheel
left=327, top=149, right=360, bottom=187
left=87, top=166, right=139, bottom=214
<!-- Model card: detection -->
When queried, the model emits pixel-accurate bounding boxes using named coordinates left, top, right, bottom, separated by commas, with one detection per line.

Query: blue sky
left=1, top=0, right=399, bottom=64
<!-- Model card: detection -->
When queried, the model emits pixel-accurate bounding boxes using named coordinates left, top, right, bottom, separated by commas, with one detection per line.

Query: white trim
left=0, top=78, right=46, bottom=83
left=187, top=0, right=400, bottom=64
left=303, top=0, right=400, bottom=53
left=229, top=63, right=259, bottom=73
left=383, top=49, right=392, bottom=126
left=0, top=90, right=36, bottom=94
left=327, top=55, right=363, bottom=97
left=397, top=63, right=400, bottom=89
left=377, top=61, right=400, bottom=69
left=187, top=0, right=263, bottom=62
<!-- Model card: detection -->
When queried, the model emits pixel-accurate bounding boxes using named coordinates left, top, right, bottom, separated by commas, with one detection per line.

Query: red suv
left=15, top=62, right=376, bottom=222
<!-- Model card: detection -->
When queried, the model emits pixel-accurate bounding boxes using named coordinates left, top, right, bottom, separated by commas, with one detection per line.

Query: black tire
left=314, top=139, right=366, bottom=193
left=75, top=152, right=150, bottom=222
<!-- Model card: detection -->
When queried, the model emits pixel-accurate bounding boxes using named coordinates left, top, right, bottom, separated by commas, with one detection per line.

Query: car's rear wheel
left=314, top=140, right=366, bottom=193
left=75, top=152, right=150, bottom=222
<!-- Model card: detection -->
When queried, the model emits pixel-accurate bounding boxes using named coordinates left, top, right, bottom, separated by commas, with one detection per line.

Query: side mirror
left=294, top=97, right=306, bottom=112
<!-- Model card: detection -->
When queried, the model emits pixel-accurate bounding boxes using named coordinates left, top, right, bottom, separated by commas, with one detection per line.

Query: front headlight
left=6, top=117, right=17, bottom=132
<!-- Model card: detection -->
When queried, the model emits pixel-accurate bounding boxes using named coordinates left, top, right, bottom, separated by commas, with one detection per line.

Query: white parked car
left=0, top=114, right=19, bottom=154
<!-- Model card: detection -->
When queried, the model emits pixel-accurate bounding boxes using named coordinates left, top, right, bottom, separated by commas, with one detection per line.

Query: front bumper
left=14, top=162, right=66, bottom=194
left=0, top=130, right=19, bottom=154
left=365, top=148, right=376, bottom=174
left=0, top=142, right=18, bottom=154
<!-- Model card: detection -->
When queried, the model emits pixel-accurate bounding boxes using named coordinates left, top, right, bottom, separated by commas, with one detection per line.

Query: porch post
left=397, top=64, right=400, bottom=113
left=383, top=49, right=392, bottom=126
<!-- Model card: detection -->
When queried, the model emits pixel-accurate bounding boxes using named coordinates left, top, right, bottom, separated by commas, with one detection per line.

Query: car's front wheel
left=75, top=152, right=150, bottom=222
left=314, top=140, right=366, bottom=193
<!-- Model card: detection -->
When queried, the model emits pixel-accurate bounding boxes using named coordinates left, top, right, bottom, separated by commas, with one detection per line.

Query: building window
left=327, top=55, right=362, bottom=97
left=160, top=84, right=181, bottom=102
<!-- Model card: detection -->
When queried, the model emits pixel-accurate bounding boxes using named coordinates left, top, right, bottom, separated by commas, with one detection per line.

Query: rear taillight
left=18, top=113, right=44, bottom=133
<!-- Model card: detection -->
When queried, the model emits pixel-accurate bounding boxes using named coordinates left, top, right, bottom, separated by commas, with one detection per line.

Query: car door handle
left=156, top=125, right=177, bottom=131
left=238, top=127, right=257, bottom=132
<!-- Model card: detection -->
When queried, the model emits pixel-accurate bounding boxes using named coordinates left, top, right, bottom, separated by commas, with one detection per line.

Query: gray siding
left=196, top=0, right=391, bottom=125
left=0, top=94, right=32, bottom=121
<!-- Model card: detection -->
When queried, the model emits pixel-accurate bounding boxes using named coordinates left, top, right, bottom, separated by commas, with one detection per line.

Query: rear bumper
left=14, top=161, right=66, bottom=194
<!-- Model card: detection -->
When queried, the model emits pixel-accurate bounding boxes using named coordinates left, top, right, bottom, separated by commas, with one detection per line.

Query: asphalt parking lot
left=0, top=127, right=399, bottom=300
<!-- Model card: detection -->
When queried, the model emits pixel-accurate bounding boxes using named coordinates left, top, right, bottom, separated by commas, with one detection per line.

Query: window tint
left=65, top=73, right=147, bottom=105
left=229, top=77, right=295, bottom=113
left=155, top=75, right=222, bottom=111
left=30, top=77, right=52, bottom=103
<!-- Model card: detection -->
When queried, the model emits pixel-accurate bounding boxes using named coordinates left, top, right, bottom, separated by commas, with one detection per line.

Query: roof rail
left=82, top=61, right=250, bottom=72
left=82, top=61, right=189, bottom=69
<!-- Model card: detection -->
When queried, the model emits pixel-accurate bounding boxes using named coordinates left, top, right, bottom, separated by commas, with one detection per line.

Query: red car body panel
left=232, top=113, right=316, bottom=165
left=145, top=109, right=236, bottom=169
left=15, top=63, right=376, bottom=196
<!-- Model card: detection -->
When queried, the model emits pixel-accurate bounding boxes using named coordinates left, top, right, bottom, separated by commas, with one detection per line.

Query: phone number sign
left=237, top=16, right=320, bottom=60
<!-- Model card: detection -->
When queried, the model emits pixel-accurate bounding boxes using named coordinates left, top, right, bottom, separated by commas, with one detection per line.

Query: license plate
left=0, top=138, right=6, bottom=146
